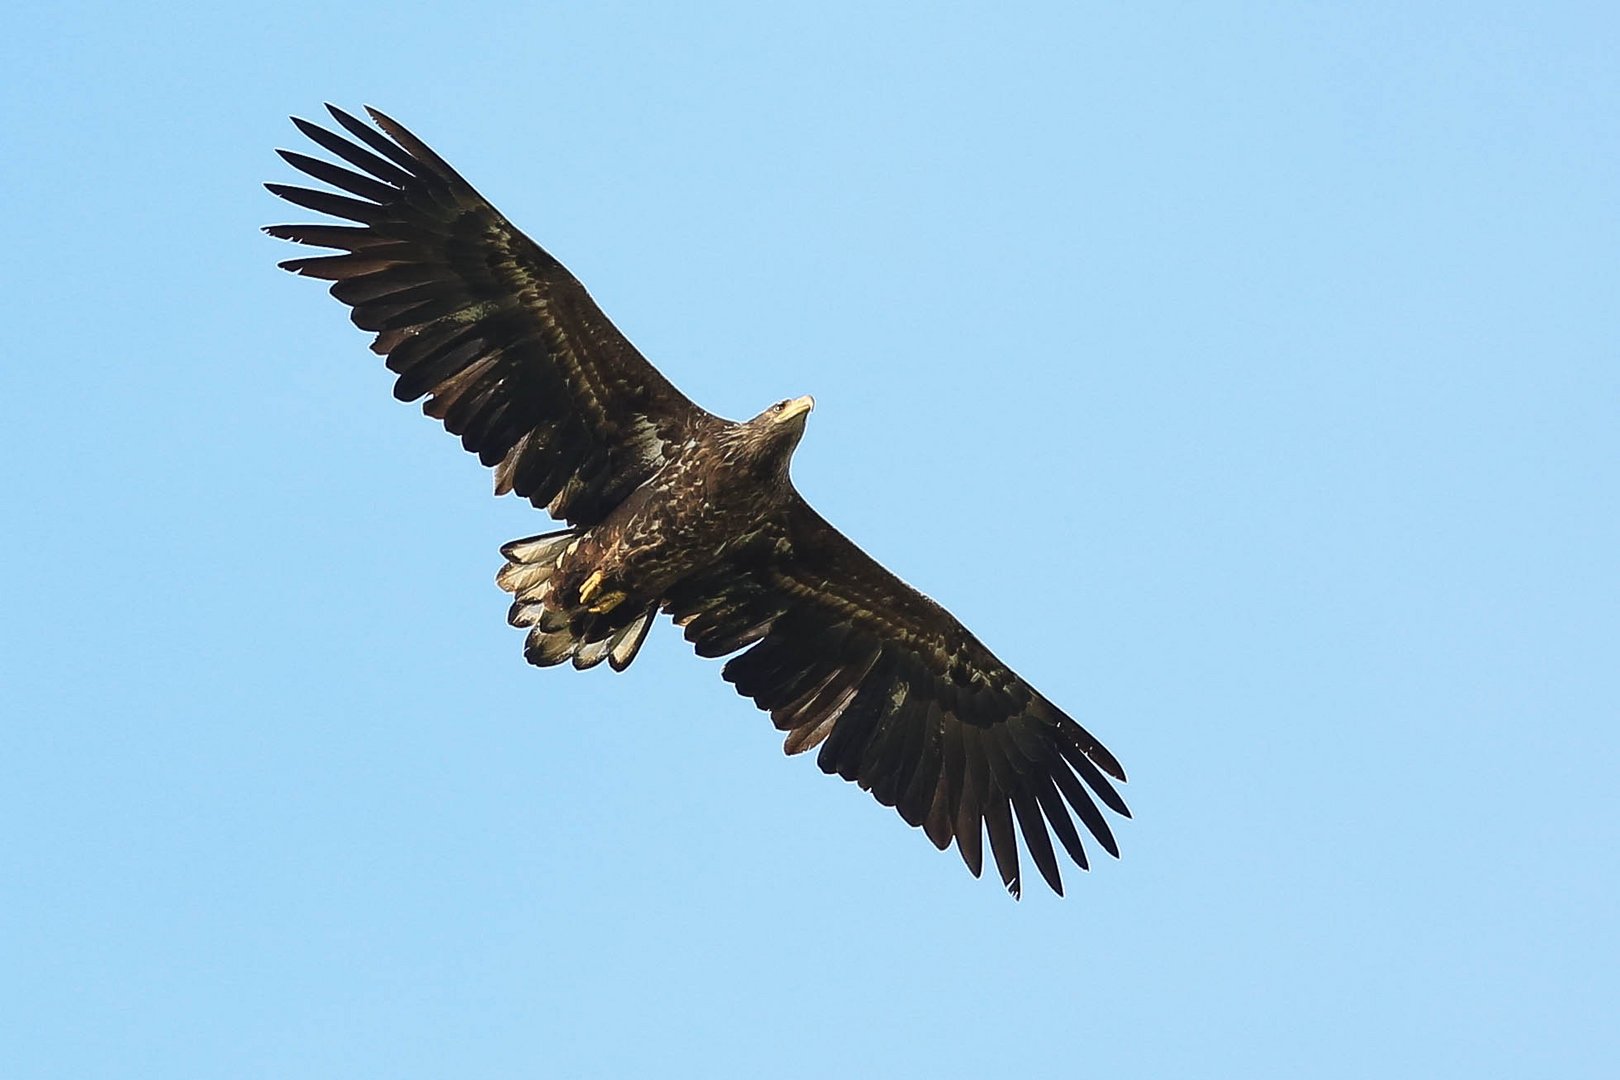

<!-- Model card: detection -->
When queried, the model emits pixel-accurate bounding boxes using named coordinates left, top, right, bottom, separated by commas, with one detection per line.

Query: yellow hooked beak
left=775, top=395, right=815, bottom=424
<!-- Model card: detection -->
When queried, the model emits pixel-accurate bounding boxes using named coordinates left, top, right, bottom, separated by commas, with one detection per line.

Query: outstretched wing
left=266, top=105, right=714, bottom=527
left=665, top=495, right=1129, bottom=898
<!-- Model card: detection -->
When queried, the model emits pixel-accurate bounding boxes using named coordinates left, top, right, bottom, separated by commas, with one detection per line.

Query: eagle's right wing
left=266, top=105, right=715, bottom=527
left=665, top=495, right=1129, bottom=898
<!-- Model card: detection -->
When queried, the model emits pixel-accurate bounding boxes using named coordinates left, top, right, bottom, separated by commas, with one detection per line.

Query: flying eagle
left=266, top=106, right=1129, bottom=897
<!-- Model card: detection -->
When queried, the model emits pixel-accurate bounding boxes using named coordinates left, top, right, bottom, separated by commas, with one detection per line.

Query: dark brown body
left=498, top=401, right=811, bottom=672
left=552, top=428, right=783, bottom=615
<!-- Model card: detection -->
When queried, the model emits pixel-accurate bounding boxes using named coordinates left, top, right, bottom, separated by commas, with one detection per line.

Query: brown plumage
left=266, top=105, right=1129, bottom=897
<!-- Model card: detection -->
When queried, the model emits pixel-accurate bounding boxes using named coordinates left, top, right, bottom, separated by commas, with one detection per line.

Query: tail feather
left=606, top=610, right=654, bottom=672
left=497, top=529, right=655, bottom=672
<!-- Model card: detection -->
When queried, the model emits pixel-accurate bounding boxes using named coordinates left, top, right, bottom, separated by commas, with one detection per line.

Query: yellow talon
left=587, top=590, right=627, bottom=614
left=579, top=570, right=605, bottom=605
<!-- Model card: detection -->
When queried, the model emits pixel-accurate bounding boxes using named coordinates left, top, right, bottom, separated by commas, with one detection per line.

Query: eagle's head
left=736, top=394, right=814, bottom=477
left=761, top=394, right=814, bottom=429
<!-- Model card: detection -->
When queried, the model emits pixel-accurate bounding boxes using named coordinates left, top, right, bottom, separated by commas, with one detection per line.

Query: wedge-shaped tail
left=497, top=529, right=654, bottom=672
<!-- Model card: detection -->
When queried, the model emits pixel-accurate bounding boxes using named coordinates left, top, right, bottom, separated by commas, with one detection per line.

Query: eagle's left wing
left=665, top=495, right=1129, bottom=897
left=266, top=106, right=717, bottom=528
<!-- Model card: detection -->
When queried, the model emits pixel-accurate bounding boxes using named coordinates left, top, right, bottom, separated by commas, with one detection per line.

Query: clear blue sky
left=4, top=3, right=1616, bottom=1077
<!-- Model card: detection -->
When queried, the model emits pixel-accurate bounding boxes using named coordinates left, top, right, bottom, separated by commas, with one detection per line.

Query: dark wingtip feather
left=290, top=115, right=416, bottom=188
left=1012, top=792, right=1064, bottom=896
left=322, top=104, right=426, bottom=178
left=1032, top=777, right=1091, bottom=873
left=363, top=106, right=469, bottom=189
left=1094, top=753, right=1127, bottom=784
left=264, top=182, right=381, bottom=223
left=274, top=148, right=397, bottom=204
left=326, top=102, right=366, bottom=129
left=1075, top=756, right=1132, bottom=819
left=1076, top=727, right=1127, bottom=782
left=983, top=792, right=1022, bottom=898
left=364, top=105, right=408, bottom=136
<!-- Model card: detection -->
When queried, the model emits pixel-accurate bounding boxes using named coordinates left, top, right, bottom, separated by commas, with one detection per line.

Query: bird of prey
left=266, top=105, right=1129, bottom=897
